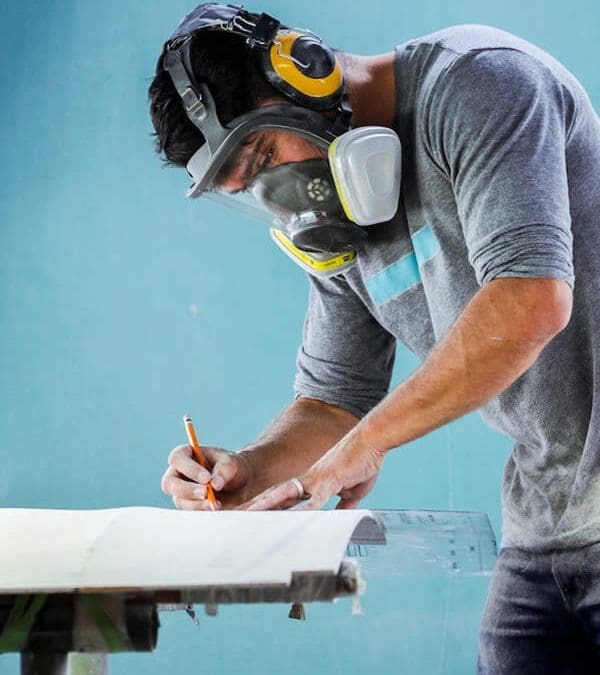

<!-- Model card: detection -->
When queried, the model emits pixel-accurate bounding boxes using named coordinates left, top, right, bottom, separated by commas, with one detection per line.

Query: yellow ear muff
left=264, top=30, right=343, bottom=109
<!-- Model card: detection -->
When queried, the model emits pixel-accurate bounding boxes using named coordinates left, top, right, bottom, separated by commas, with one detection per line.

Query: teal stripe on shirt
left=366, top=252, right=420, bottom=305
left=366, top=225, right=441, bottom=305
left=413, top=224, right=441, bottom=265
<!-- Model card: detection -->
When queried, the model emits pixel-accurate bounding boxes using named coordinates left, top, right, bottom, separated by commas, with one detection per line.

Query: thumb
left=202, top=447, right=247, bottom=492
left=198, top=445, right=226, bottom=468
left=335, top=475, right=379, bottom=510
left=335, top=496, right=362, bottom=510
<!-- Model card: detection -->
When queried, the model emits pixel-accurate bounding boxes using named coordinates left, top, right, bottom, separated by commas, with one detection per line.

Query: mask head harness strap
left=163, top=3, right=345, bottom=115
left=163, top=48, right=226, bottom=150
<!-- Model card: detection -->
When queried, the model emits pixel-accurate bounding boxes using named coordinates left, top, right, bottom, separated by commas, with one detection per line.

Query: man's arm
left=358, top=48, right=575, bottom=454
left=357, top=276, right=572, bottom=452
left=243, top=276, right=572, bottom=510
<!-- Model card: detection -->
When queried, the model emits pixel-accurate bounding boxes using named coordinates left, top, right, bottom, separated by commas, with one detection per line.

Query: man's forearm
left=355, top=277, right=572, bottom=454
left=239, top=397, right=359, bottom=496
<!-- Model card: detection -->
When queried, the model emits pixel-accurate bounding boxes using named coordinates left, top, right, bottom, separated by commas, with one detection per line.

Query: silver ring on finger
left=290, top=477, right=309, bottom=500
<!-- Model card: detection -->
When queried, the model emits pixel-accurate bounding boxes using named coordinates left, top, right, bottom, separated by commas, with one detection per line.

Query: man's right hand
left=161, top=445, right=252, bottom=510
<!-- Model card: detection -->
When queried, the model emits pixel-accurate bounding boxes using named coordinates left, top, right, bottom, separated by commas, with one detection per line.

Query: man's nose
left=216, top=170, right=247, bottom=194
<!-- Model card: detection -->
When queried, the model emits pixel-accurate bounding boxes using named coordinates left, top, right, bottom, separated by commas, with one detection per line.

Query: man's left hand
left=238, top=433, right=384, bottom=511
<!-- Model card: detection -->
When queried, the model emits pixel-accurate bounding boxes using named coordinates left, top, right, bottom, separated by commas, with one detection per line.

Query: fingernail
left=198, top=471, right=209, bottom=484
left=211, top=475, right=224, bottom=491
left=193, top=486, right=206, bottom=499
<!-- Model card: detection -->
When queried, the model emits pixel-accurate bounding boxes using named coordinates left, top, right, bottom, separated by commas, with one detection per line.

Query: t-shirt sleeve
left=427, top=48, right=575, bottom=287
left=294, top=273, right=396, bottom=419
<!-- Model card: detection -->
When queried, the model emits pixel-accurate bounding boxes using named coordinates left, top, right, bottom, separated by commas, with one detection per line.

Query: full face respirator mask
left=161, top=2, right=402, bottom=277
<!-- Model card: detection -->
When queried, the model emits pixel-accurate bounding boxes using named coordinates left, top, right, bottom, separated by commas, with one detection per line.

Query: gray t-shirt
left=293, top=25, right=600, bottom=551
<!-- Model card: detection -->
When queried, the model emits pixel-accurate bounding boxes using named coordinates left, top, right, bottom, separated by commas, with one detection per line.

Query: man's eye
left=261, top=148, right=274, bottom=169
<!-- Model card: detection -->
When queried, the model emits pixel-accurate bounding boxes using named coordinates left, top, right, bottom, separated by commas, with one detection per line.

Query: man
left=149, top=3, right=600, bottom=672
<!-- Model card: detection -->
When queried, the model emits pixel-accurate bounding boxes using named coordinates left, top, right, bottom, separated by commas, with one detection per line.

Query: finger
left=337, top=476, right=378, bottom=505
left=290, top=470, right=339, bottom=510
left=162, top=467, right=210, bottom=500
left=173, top=495, right=222, bottom=511
left=335, top=497, right=362, bottom=510
left=293, top=491, right=330, bottom=511
left=336, top=486, right=367, bottom=505
left=241, top=480, right=302, bottom=511
left=169, top=445, right=211, bottom=483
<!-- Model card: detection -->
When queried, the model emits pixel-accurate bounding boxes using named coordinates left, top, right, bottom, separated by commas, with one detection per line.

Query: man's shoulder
left=395, top=25, right=577, bottom=96
left=396, top=24, right=539, bottom=59
left=392, top=26, right=535, bottom=113
left=394, top=24, right=582, bottom=123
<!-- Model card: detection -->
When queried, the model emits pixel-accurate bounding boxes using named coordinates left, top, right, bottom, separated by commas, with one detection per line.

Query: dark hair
left=148, top=28, right=279, bottom=167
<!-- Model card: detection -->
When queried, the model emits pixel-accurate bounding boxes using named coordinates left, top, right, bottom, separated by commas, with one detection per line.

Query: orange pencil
left=183, top=413, right=218, bottom=511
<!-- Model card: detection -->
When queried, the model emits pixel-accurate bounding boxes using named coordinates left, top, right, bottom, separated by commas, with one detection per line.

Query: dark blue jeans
left=478, top=545, right=600, bottom=674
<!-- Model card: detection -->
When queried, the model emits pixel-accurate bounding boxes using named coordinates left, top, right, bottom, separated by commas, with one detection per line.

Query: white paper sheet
left=0, top=507, right=382, bottom=593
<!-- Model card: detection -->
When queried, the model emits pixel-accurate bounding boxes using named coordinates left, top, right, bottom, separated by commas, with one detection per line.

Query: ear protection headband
left=166, top=3, right=344, bottom=111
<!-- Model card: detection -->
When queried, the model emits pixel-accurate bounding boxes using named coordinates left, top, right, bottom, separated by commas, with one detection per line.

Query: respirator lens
left=192, top=129, right=365, bottom=253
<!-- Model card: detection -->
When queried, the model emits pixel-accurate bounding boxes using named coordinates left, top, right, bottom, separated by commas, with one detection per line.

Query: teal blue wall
left=1, top=1, right=598, bottom=673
